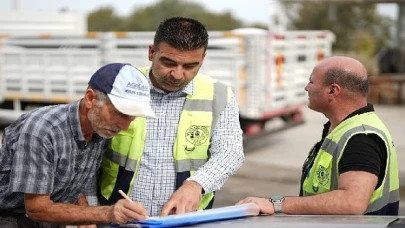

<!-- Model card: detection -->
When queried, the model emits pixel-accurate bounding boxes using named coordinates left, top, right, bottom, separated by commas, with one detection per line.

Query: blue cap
left=88, top=63, right=155, bottom=118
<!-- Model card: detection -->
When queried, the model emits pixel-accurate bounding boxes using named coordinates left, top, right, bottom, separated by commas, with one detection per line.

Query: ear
left=328, top=84, right=341, bottom=96
left=148, top=45, right=155, bottom=61
left=84, top=88, right=97, bottom=109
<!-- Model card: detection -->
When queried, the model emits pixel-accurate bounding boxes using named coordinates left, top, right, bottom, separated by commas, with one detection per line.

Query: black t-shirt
left=299, top=104, right=387, bottom=195
left=339, top=133, right=386, bottom=189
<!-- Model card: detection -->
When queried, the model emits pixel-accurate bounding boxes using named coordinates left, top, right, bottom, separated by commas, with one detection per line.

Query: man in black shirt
left=236, top=56, right=400, bottom=215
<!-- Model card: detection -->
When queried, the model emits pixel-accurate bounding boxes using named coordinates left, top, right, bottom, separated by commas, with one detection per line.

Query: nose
left=117, top=116, right=136, bottom=131
left=170, top=66, right=184, bottom=80
left=304, top=83, right=309, bottom=91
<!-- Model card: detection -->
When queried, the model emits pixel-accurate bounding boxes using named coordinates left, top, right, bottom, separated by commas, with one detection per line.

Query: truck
left=0, top=28, right=335, bottom=135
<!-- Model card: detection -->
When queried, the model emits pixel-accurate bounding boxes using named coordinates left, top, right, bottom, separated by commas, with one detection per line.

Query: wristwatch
left=269, top=194, right=285, bottom=213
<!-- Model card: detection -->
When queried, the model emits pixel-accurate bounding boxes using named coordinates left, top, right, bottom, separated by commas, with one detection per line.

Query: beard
left=88, top=105, right=120, bottom=139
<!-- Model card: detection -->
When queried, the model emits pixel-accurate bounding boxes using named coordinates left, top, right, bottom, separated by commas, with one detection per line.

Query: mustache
left=166, top=77, right=182, bottom=84
left=104, top=127, right=121, bottom=132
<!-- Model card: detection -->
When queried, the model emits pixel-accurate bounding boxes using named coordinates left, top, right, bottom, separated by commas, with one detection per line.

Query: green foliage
left=87, top=6, right=125, bottom=31
left=352, top=30, right=377, bottom=57
left=88, top=0, right=243, bottom=31
left=125, top=0, right=243, bottom=31
left=282, top=2, right=393, bottom=56
left=87, top=0, right=393, bottom=58
left=86, top=0, right=268, bottom=32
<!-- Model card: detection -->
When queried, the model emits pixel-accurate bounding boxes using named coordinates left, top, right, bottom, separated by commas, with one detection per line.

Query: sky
left=0, top=0, right=399, bottom=24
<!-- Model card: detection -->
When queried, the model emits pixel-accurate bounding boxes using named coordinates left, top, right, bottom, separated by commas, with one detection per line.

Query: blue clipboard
left=115, top=203, right=259, bottom=228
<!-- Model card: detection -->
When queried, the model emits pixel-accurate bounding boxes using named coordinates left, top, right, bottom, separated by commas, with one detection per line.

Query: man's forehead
left=310, top=66, right=324, bottom=81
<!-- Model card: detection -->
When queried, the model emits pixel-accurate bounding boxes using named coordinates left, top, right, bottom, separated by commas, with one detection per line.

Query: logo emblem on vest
left=185, top=126, right=209, bottom=145
left=316, top=165, right=329, bottom=186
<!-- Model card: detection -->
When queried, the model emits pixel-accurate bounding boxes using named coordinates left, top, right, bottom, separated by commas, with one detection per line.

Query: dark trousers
left=0, top=212, right=62, bottom=228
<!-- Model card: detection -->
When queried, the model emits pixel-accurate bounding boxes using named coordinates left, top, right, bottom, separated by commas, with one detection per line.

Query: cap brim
left=107, top=94, right=156, bottom=118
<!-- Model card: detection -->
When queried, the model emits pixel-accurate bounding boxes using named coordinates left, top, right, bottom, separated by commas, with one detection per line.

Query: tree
left=87, top=6, right=125, bottom=31
left=87, top=0, right=250, bottom=32
left=282, top=2, right=393, bottom=56
left=125, top=0, right=243, bottom=31
left=353, top=30, right=377, bottom=57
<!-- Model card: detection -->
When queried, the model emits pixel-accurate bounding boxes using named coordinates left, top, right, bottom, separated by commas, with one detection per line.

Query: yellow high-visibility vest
left=98, top=67, right=232, bottom=210
left=302, top=112, right=399, bottom=214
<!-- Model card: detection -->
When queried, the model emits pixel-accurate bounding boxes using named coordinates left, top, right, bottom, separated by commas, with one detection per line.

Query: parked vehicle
left=0, top=28, right=335, bottom=135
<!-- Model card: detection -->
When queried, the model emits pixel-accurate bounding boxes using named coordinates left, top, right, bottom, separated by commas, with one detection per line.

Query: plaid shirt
left=0, top=100, right=108, bottom=213
left=131, top=74, right=244, bottom=216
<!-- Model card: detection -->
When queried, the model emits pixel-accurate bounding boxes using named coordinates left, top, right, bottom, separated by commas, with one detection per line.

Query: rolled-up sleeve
left=187, top=93, right=244, bottom=193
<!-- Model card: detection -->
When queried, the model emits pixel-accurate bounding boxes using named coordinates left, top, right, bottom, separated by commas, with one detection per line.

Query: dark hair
left=153, top=17, right=209, bottom=51
left=324, top=68, right=368, bottom=97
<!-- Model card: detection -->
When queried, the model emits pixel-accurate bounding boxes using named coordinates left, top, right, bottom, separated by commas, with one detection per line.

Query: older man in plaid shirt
left=0, top=63, right=155, bottom=227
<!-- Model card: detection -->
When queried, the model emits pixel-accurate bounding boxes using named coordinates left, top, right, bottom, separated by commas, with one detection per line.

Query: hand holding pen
left=107, top=190, right=149, bottom=224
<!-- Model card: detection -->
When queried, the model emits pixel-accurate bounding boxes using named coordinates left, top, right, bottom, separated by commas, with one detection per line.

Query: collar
left=146, top=68, right=194, bottom=95
left=68, top=100, right=86, bottom=143
left=68, top=100, right=101, bottom=149
left=321, top=104, right=375, bottom=138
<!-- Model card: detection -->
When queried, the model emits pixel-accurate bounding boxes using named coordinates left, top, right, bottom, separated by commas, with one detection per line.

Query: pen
left=118, top=189, right=150, bottom=220
left=118, top=189, right=132, bottom=201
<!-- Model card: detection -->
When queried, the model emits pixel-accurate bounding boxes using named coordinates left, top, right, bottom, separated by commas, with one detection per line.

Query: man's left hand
left=160, top=181, right=202, bottom=216
left=236, top=197, right=275, bottom=215
left=77, top=225, right=97, bottom=228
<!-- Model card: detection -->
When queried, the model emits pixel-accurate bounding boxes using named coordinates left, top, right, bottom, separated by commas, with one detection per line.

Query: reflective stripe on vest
left=302, top=112, right=399, bottom=214
left=98, top=67, right=231, bottom=210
